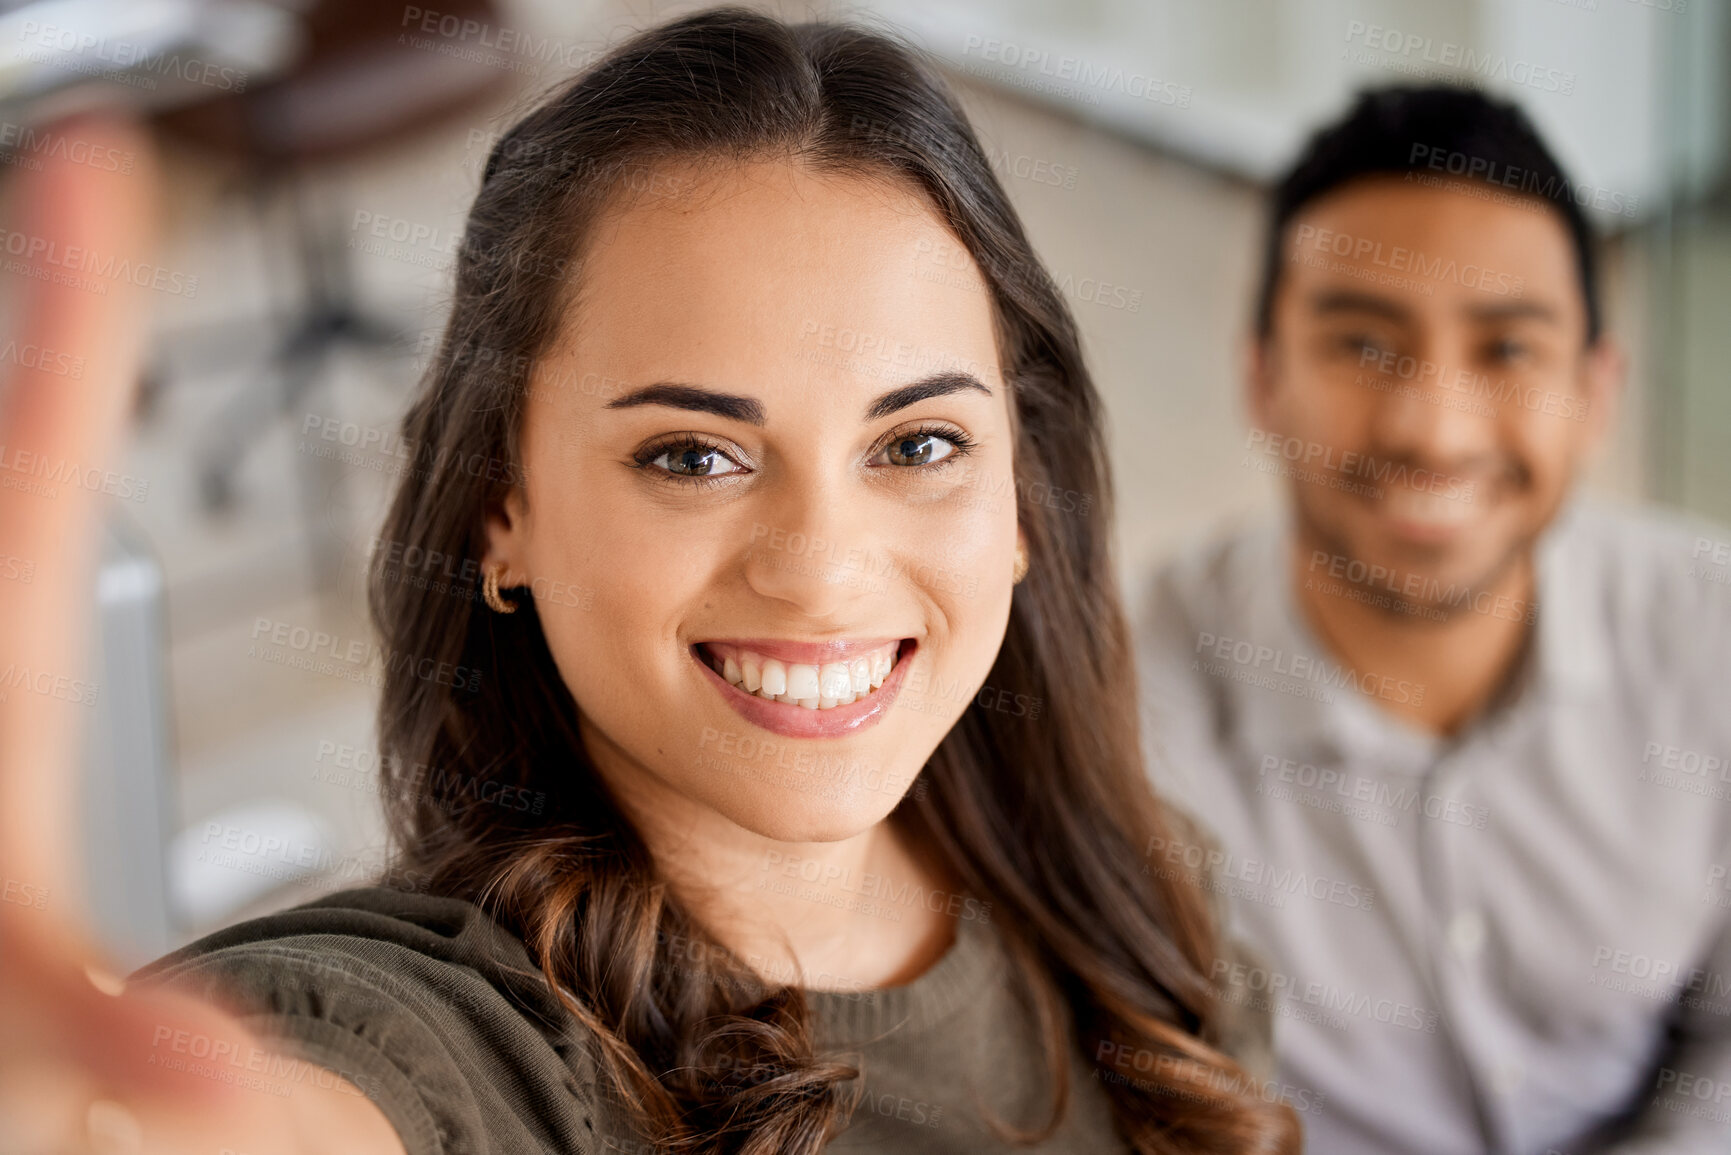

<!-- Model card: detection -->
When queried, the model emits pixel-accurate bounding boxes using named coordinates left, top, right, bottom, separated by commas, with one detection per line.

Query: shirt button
left=1448, top=909, right=1487, bottom=959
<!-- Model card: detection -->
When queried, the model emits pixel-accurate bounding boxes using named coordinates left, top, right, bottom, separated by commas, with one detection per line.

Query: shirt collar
left=1530, top=496, right=1614, bottom=698
left=1226, top=496, right=1609, bottom=773
left=1217, top=514, right=1435, bottom=771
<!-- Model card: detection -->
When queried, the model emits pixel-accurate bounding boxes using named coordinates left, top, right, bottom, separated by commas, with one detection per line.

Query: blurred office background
left=35, top=0, right=1728, bottom=965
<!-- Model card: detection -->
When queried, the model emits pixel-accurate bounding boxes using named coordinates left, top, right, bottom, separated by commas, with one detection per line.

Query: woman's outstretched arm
left=0, top=111, right=405, bottom=1155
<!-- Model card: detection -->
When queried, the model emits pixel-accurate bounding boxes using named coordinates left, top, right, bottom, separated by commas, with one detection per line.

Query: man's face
left=1253, top=175, right=1621, bottom=615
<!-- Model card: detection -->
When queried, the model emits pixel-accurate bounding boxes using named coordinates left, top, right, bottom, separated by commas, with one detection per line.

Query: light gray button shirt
left=1136, top=498, right=1731, bottom=1155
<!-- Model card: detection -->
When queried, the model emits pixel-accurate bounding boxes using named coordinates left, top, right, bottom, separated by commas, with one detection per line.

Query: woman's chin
left=711, top=785, right=910, bottom=845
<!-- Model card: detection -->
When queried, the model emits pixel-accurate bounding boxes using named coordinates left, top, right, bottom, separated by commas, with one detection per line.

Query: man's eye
left=650, top=443, right=742, bottom=477
left=880, top=432, right=959, bottom=467
left=1487, top=338, right=1528, bottom=363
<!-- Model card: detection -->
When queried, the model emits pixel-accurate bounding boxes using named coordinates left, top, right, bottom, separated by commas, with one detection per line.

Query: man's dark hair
left=1253, top=84, right=1602, bottom=344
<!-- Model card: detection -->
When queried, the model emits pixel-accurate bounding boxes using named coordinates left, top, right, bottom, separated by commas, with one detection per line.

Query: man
left=1137, top=84, right=1731, bottom=1154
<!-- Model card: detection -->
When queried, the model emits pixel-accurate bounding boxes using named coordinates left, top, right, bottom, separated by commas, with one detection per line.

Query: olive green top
left=133, top=884, right=1272, bottom=1154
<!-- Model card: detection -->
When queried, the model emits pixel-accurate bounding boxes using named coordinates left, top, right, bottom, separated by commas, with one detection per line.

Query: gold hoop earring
left=1012, top=542, right=1030, bottom=585
left=482, top=564, right=518, bottom=614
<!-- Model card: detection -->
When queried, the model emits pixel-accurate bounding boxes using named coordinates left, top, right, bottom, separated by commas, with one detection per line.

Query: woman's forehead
left=535, top=159, right=1005, bottom=415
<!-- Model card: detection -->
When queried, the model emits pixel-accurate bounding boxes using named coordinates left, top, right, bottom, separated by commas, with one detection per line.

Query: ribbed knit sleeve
left=129, top=887, right=604, bottom=1155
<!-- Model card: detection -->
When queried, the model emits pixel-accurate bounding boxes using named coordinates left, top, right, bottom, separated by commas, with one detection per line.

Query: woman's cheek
left=892, top=515, right=1015, bottom=720
left=522, top=516, right=644, bottom=706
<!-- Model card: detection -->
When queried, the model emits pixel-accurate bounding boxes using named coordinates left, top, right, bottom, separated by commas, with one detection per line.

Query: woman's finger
left=0, top=113, right=159, bottom=930
left=0, top=918, right=265, bottom=1110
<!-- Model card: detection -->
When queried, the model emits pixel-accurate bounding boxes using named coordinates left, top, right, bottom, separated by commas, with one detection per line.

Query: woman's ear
left=481, top=485, right=530, bottom=583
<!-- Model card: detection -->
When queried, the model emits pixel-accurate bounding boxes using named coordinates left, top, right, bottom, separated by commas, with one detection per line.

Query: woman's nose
left=741, top=477, right=885, bottom=617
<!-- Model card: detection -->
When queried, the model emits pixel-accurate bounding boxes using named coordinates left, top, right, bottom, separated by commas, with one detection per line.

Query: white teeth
left=761, top=660, right=788, bottom=697
left=819, top=662, right=852, bottom=699
left=1385, top=487, right=1475, bottom=526
left=786, top=664, right=821, bottom=700
left=706, top=642, right=903, bottom=710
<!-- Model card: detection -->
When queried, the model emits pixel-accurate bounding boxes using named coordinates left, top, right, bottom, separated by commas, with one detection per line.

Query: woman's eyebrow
left=865, top=372, right=993, bottom=421
left=603, top=383, right=767, bottom=425
left=601, top=372, right=994, bottom=424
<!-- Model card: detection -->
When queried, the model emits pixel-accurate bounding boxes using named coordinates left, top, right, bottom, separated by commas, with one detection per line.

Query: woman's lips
left=691, top=638, right=916, bottom=738
left=699, top=639, right=901, bottom=706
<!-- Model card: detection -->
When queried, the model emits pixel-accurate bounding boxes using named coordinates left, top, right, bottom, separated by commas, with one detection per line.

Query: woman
left=0, top=8, right=1297, bottom=1153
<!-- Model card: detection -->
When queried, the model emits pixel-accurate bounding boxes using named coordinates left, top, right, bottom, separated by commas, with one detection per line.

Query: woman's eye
left=881, top=432, right=958, bottom=468
left=651, top=443, right=742, bottom=477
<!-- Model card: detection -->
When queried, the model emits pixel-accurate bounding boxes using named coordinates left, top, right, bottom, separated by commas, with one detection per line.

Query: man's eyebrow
left=1466, top=299, right=1562, bottom=326
left=603, top=383, right=767, bottom=425
left=1308, top=289, right=1413, bottom=324
left=865, top=372, right=993, bottom=421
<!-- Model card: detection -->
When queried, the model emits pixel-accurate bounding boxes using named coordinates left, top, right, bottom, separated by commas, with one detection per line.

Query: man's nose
left=1367, top=341, right=1497, bottom=467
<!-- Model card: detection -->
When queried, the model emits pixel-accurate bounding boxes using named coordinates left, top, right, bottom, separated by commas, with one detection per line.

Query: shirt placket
left=1413, top=725, right=1527, bottom=1155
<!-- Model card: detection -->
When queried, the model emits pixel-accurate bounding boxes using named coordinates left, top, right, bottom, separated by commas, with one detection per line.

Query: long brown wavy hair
left=367, top=7, right=1298, bottom=1153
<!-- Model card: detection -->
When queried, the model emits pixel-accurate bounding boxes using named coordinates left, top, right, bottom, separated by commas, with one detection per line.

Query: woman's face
left=485, top=159, right=1020, bottom=843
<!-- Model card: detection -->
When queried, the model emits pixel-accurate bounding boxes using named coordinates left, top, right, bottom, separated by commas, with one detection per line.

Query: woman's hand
left=0, top=114, right=402, bottom=1155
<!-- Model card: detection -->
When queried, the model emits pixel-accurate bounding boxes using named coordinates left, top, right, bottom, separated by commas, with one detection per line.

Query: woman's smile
left=691, top=637, right=919, bottom=738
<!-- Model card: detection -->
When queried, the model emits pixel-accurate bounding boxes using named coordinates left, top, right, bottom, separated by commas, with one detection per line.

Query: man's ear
left=480, top=485, right=529, bottom=583
left=1244, top=333, right=1281, bottom=431
left=1577, top=335, right=1626, bottom=455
